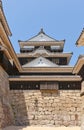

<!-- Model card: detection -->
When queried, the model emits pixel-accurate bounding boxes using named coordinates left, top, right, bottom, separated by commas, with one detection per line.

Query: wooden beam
left=9, top=75, right=82, bottom=82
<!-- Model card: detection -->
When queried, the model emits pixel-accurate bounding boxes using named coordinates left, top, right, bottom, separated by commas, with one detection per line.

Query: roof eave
left=17, top=52, right=73, bottom=60
left=19, top=40, right=65, bottom=44
left=21, top=66, right=73, bottom=73
left=73, top=56, right=84, bottom=74
left=0, top=3, right=12, bottom=36
left=76, top=28, right=84, bottom=46
left=19, top=41, right=65, bottom=49
left=0, top=21, right=22, bottom=72
left=9, top=75, right=82, bottom=82
left=67, top=52, right=73, bottom=64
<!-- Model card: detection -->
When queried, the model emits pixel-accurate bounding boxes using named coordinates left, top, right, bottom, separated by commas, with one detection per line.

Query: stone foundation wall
left=10, top=89, right=81, bottom=126
left=0, top=66, right=14, bottom=128
left=81, top=81, right=84, bottom=130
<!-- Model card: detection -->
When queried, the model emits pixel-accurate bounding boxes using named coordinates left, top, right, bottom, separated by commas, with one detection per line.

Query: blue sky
left=2, top=0, right=84, bottom=65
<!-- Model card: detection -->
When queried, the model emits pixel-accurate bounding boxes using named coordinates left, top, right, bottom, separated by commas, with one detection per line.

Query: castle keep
left=0, top=1, right=84, bottom=129
left=10, top=28, right=81, bottom=126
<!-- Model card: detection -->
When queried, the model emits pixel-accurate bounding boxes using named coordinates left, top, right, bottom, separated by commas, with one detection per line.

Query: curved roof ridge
left=18, top=29, right=65, bottom=42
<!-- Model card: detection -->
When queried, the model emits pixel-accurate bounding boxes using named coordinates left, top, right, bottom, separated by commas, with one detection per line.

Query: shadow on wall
left=2, top=126, right=29, bottom=130
left=0, top=66, right=14, bottom=128
left=10, top=90, right=41, bottom=126
left=10, top=90, right=30, bottom=126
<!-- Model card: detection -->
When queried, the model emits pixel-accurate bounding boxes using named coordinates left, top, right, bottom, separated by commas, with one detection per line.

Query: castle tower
left=18, top=28, right=72, bottom=67
left=8, top=28, right=81, bottom=92
left=0, top=1, right=82, bottom=128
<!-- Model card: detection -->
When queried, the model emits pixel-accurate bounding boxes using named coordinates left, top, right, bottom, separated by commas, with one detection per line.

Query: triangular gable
left=32, top=47, right=50, bottom=55
left=28, top=29, right=57, bottom=42
left=22, top=56, right=58, bottom=67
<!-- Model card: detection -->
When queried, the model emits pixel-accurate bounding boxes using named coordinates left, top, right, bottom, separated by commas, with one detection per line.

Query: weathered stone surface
left=81, top=81, right=84, bottom=130
left=10, top=89, right=81, bottom=126
left=0, top=66, right=14, bottom=128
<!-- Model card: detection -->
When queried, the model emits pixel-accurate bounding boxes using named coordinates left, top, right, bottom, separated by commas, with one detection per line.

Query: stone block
left=10, top=89, right=81, bottom=127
